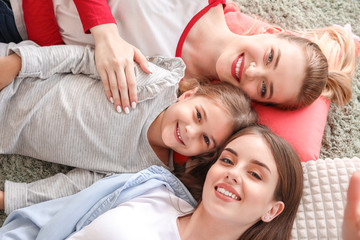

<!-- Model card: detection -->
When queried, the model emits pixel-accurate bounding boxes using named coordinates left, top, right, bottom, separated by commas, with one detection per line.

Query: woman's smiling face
left=201, top=133, right=284, bottom=230
left=216, top=34, right=306, bottom=105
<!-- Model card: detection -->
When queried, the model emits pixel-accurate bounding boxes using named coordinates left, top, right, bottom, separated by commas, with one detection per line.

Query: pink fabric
left=253, top=97, right=330, bottom=162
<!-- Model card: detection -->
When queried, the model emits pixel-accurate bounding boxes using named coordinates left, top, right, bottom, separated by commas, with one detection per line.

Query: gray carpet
left=0, top=0, right=359, bottom=224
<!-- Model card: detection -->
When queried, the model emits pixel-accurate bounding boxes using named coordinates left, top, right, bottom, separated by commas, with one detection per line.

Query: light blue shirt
left=0, top=166, right=197, bottom=240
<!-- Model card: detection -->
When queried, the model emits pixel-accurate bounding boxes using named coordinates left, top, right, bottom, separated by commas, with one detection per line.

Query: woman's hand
left=90, top=23, right=152, bottom=113
left=342, top=171, right=360, bottom=240
left=0, top=54, right=21, bottom=91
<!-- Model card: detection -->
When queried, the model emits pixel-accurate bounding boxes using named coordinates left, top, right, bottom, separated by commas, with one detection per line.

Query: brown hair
left=274, top=33, right=329, bottom=109
left=177, top=124, right=304, bottom=240
left=275, top=26, right=358, bottom=109
left=176, top=81, right=257, bottom=161
left=300, top=26, right=357, bottom=107
left=190, top=81, right=258, bottom=134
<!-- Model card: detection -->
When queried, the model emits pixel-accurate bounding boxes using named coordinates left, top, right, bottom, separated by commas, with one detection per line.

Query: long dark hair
left=176, top=124, right=304, bottom=240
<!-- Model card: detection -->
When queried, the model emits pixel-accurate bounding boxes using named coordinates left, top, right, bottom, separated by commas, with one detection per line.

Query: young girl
left=0, top=41, right=257, bottom=213
left=3, top=0, right=357, bottom=111
left=0, top=125, right=304, bottom=240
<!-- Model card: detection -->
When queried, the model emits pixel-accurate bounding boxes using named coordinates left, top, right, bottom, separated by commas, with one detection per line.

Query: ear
left=177, top=87, right=198, bottom=102
left=261, top=201, right=285, bottom=222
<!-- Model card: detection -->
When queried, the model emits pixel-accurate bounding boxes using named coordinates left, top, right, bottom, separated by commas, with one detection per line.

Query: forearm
left=8, top=42, right=100, bottom=79
left=73, top=0, right=116, bottom=33
left=0, top=54, right=21, bottom=90
left=4, top=168, right=107, bottom=214
left=90, top=23, right=123, bottom=47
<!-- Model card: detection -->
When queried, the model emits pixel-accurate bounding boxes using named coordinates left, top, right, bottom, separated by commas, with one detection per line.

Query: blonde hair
left=256, top=27, right=357, bottom=109
left=181, top=26, right=358, bottom=109
left=245, top=19, right=358, bottom=108
left=275, top=33, right=329, bottom=109
left=298, top=26, right=358, bottom=106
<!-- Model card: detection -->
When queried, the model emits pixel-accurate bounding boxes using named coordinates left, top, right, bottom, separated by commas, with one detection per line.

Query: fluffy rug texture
left=0, top=0, right=359, bottom=228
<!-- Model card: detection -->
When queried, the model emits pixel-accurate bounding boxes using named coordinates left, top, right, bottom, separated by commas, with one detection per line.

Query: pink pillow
left=253, top=97, right=330, bottom=162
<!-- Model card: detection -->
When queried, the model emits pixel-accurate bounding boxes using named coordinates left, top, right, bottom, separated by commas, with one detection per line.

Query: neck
left=178, top=204, right=246, bottom=240
left=147, top=111, right=170, bottom=165
left=181, top=4, right=234, bottom=80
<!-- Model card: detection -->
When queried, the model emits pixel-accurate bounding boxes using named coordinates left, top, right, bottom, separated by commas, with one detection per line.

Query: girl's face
left=158, top=89, right=233, bottom=157
left=216, top=34, right=306, bottom=105
left=201, top=134, right=284, bottom=231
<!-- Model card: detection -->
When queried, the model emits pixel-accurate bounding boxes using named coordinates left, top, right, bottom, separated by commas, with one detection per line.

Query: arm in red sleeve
left=23, top=0, right=63, bottom=46
left=73, top=0, right=116, bottom=33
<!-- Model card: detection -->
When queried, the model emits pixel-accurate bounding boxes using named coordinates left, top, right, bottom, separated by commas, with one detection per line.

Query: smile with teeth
left=176, top=122, right=185, bottom=145
left=235, top=55, right=244, bottom=81
left=216, top=186, right=240, bottom=200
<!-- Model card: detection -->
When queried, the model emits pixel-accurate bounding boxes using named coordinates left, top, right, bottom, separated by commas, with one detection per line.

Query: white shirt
left=10, top=0, right=208, bottom=57
left=67, top=185, right=194, bottom=240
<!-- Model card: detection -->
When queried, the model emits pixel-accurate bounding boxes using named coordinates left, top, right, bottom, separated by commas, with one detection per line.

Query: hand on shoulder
left=90, top=23, right=152, bottom=113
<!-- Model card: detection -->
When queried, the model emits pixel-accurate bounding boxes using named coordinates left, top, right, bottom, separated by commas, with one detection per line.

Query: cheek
left=244, top=183, right=275, bottom=208
left=243, top=180, right=263, bottom=197
left=215, top=57, right=228, bottom=79
left=202, top=170, right=216, bottom=199
left=239, top=83, right=257, bottom=100
left=187, top=143, right=204, bottom=156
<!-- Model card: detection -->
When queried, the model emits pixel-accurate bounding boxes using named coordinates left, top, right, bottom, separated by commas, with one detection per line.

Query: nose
left=226, top=168, right=241, bottom=185
left=245, top=62, right=265, bottom=79
left=185, top=123, right=200, bottom=140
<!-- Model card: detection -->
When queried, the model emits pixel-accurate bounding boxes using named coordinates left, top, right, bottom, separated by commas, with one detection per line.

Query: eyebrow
left=224, top=147, right=237, bottom=156
left=224, top=148, right=272, bottom=173
left=251, top=159, right=271, bottom=174
left=201, top=105, right=217, bottom=149
left=267, top=82, right=274, bottom=99
left=274, top=48, right=281, bottom=70
left=267, top=48, right=280, bottom=100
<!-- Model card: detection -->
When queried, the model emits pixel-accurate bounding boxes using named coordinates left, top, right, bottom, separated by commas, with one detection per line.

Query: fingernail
left=131, top=102, right=137, bottom=109
left=116, top=106, right=122, bottom=113
left=148, top=66, right=153, bottom=73
left=110, top=97, right=114, bottom=104
left=124, top=107, right=130, bottom=114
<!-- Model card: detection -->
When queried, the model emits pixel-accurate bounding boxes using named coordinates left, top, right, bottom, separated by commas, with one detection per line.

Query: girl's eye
left=203, top=135, right=210, bottom=146
left=196, top=110, right=202, bottom=122
left=220, top=158, right=234, bottom=165
left=249, top=171, right=262, bottom=180
left=267, top=49, right=274, bottom=64
left=261, top=81, right=267, bottom=97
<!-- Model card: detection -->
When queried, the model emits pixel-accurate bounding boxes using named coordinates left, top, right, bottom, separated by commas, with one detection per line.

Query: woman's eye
left=249, top=171, right=262, bottom=180
left=203, top=135, right=210, bottom=146
left=261, top=81, right=267, bottom=97
left=196, top=110, right=202, bottom=122
left=267, top=49, right=274, bottom=64
left=220, top=158, right=233, bottom=165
